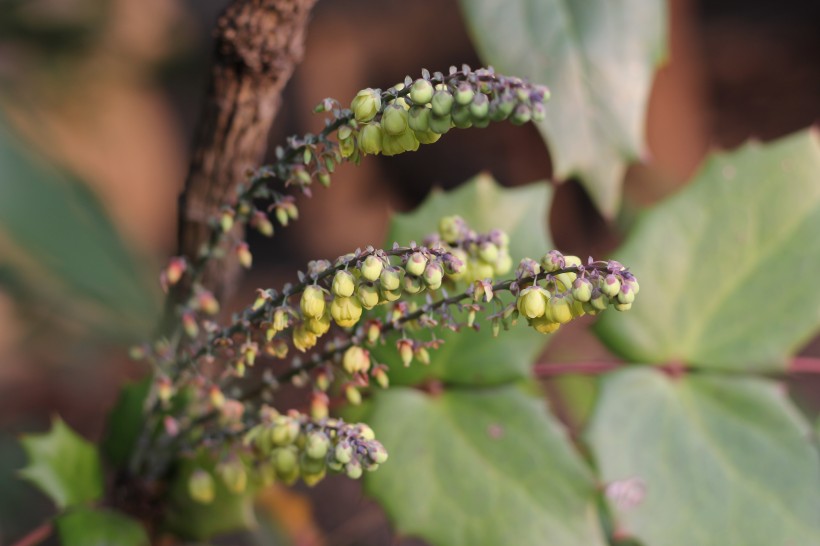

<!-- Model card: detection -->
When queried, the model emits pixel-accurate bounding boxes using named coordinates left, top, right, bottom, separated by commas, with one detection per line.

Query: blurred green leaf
left=458, top=0, right=666, bottom=217
left=19, top=417, right=103, bottom=509
left=374, top=174, right=553, bottom=386
left=164, top=455, right=256, bottom=540
left=596, top=130, right=820, bottom=371
left=586, top=368, right=820, bottom=546
left=56, top=507, right=149, bottom=546
left=102, top=378, right=150, bottom=468
left=0, top=115, right=160, bottom=340
left=364, top=385, right=606, bottom=546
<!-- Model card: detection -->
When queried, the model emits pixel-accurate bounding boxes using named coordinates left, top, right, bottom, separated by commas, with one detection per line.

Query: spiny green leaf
left=19, top=417, right=103, bottom=509
left=586, top=368, right=820, bottom=546
left=364, top=386, right=606, bottom=546
left=56, top=508, right=149, bottom=546
left=375, top=174, right=553, bottom=386
left=596, top=130, right=820, bottom=370
left=459, top=0, right=667, bottom=217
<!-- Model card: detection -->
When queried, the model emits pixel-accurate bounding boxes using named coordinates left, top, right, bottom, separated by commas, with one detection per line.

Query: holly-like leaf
left=0, top=115, right=160, bottom=340
left=458, top=0, right=667, bottom=217
left=56, top=508, right=149, bottom=546
left=19, top=417, right=103, bottom=509
left=586, top=368, right=820, bottom=546
left=102, top=378, right=151, bottom=468
left=596, top=130, right=820, bottom=371
left=364, top=386, right=606, bottom=546
left=374, top=174, right=553, bottom=386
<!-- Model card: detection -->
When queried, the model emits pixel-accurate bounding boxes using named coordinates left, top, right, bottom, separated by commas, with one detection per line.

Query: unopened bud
left=382, top=104, right=409, bottom=136
left=166, top=257, right=187, bottom=286
left=360, top=255, right=384, bottom=281
left=345, top=384, right=362, bottom=406
left=455, top=83, right=475, bottom=105
left=188, top=469, right=215, bottom=504
left=600, top=274, right=621, bottom=298
left=331, top=296, right=363, bottom=328
left=236, top=242, right=252, bottom=269
left=422, top=262, right=444, bottom=289
left=428, top=113, right=452, bottom=134
left=397, top=339, right=413, bottom=367
left=358, top=123, right=383, bottom=155
left=332, top=270, right=356, bottom=298
left=572, top=278, right=593, bottom=302
left=351, top=88, right=381, bottom=123
left=380, top=266, right=403, bottom=291
left=343, top=345, right=371, bottom=375
left=517, top=286, right=548, bottom=318
left=293, top=324, right=318, bottom=352
left=182, top=311, right=199, bottom=338
left=408, top=105, right=431, bottom=133
left=357, top=282, right=380, bottom=310
left=410, top=79, right=434, bottom=105
left=406, top=252, right=427, bottom=276
left=431, top=89, right=454, bottom=116
left=301, top=286, right=326, bottom=319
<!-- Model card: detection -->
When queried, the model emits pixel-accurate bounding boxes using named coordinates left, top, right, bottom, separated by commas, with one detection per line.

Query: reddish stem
left=11, top=522, right=53, bottom=546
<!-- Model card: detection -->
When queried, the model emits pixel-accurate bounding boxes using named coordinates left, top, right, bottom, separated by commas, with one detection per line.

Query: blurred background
left=0, top=0, right=818, bottom=543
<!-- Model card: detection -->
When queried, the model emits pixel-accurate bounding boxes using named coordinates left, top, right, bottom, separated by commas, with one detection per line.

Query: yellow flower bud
left=548, top=293, right=573, bottom=324
left=517, top=286, right=548, bottom=319
left=382, top=104, right=409, bottom=136
left=357, top=282, right=380, bottom=309
left=332, top=270, right=356, bottom=298
left=293, top=324, right=318, bottom=352
left=357, top=123, right=383, bottom=155
left=529, top=314, right=561, bottom=334
left=343, top=345, right=371, bottom=375
left=406, top=252, right=427, bottom=277
left=301, top=286, right=326, bottom=319
left=410, top=79, right=434, bottom=105
left=351, top=88, right=381, bottom=123
left=331, top=296, right=363, bottom=328
left=360, top=255, right=384, bottom=281
left=188, top=469, right=215, bottom=504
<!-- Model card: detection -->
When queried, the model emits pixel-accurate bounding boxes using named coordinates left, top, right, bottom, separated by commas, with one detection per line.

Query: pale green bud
left=271, top=417, right=300, bottom=446
left=380, top=287, right=402, bottom=302
left=413, top=129, right=442, bottom=144
left=614, top=302, right=633, bottom=311
left=381, top=129, right=419, bottom=156
left=469, top=93, right=489, bottom=119
left=358, top=123, right=383, bottom=155
left=406, top=252, right=427, bottom=276
left=517, top=286, right=548, bottom=319
left=454, top=83, right=474, bottom=105
left=272, top=446, right=299, bottom=475
left=510, top=103, right=532, bottom=125
left=422, top=262, right=444, bottom=289
left=293, top=324, right=318, bottom=352
left=305, top=430, right=330, bottom=459
left=360, top=255, right=384, bottom=281
left=410, top=79, right=434, bottom=105
left=402, top=274, right=425, bottom=295
left=301, top=285, right=326, bottom=319
left=408, top=106, right=431, bottom=132
left=381, top=104, right=409, bottom=136
left=555, top=272, right=577, bottom=291
left=494, top=252, right=513, bottom=275
left=331, top=296, right=363, bottom=328
left=529, top=314, right=561, bottom=334
left=357, top=282, right=380, bottom=309
left=478, top=241, right=499, bottom=263
left=589, top=288, right=608, bottom=311
left=548, top=293, right=573, bottom=324
left=345, top=459, right=363, bottom=480
left=351, top=88, right=381, bottom=123
left=428, top=113, right=452, bottom=134
left=572, top=278, right=593, bottom=302
left=471, top=259, right=495, bottom=281
left=368, top=442, right=389, bottom=464
left=332, top=270, right=356, bottom=298
left=439, top=215, right=463, bottom=243
left=617, top=283, right=636, bottom=304
left=335, top=441, right=353, bottom=464
left=217, top=459, right=247, bottom=494
left=431, top=89, right=454, bottom=116
left=451, top=104, right=472, bottom=128
left=379, top=266, right=403, bottom=291
left=600, top=274, right=621, bottom=298
left=306, top=313, right=331, bottom=335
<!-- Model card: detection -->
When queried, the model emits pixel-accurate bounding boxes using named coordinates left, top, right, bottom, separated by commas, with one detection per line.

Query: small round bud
left=272, top=446, right=299, bottom=475
left=431, top=89, right=455, bottom=116
left=531, top=102, right=546, bottom=122
left=548, top=293, right=573, bottom=324
left=301, top=285, right=326, bottom=319
left=271, top=417, right=300, bottom=446
left=413, top=129, right=442, bottom=145
left=542, top=250, right=564, bottom=273
left=510, top=104, right=532, bottom=125
left=443, top=249, right=468, bottom=279
left=478, top=242, right=499, bottom=263
left=360, top=255, right=384, bottom=282
left=368, top=442, right=389, bottom=465
left=357, top=282, right=380, bottom=309
left=306, top=313, right=330, bottom=336
left=402, top=274, right=425, bottom=294
left=358, top=123, right=383, bottom=155
left=624, top=276, right=640, bottom=295
left=494, top=252, right=513, bottom=275
left=305, top=431, right=330, bottom=460
left=331, top=296, right=363, bottom=328
left=335, top=441, right=353, bottom=464
left=517, top=286, right=548, bottom=319
left=589, top=288, right=609, bottom=311
left=408, top=105, right=431, bottom=132
left=600, top=274, right=621, bottom=298
left=617, top=283, right=635, bottom=304
left=406, top=252, right=427, bottom=277
left=351, top=88, right=381, bottom=123
left=380, top=288, right=402, bottom=302
left=188, top=469, right=215, bottom=504
left=410, top=79, right=434, bottom=105
left=451, top=104, right=473, bottom=128
left=345, top=459, right=363, bottom=480
left=469, top=93, right=490, bottom=119
left=217, top=459, right=247, bottom=494
left=379, top=266, right=402, bottom=290
left=422, top=262, right=444, bottom=289
left=332, top=270, right=356, bottom=298
left=343, top=345, right=371, bottom=375
left=529, top=314, right=561, bottom=334
left=273, top=308, right=289, bottom=332
left=397, top=339, right=414, bottom=367
left=614, top=302, right=633, bottom=311
left=428, top=113, right=452, bottom=134
left=572, top=278, right=593, bottom=302
left=381, top=104, right=409, bottom=136
left=454, top=83, right=475, bottom=105
left=358, top=423, right=376, bottom=440
left=345, top=385, right=362, bottom=406
left=439, top=215, right=463, bottom=243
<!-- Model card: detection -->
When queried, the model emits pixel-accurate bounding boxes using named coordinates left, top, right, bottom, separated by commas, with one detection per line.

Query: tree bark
left=178, top=0, right=317, bottom=301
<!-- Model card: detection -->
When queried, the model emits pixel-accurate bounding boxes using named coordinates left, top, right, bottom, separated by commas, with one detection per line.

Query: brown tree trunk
left=178, top=0, right=317, bottom=302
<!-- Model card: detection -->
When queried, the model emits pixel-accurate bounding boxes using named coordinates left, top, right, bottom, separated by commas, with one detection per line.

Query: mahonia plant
left=129, top=66, right=637, bottom=506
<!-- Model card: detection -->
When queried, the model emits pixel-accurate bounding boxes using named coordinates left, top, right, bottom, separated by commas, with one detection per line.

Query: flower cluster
left=423, top=215, right=513, bottom=283
left=514, top=251, right=640, bottom=335
left=342, top=67, right=550, bottom=159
